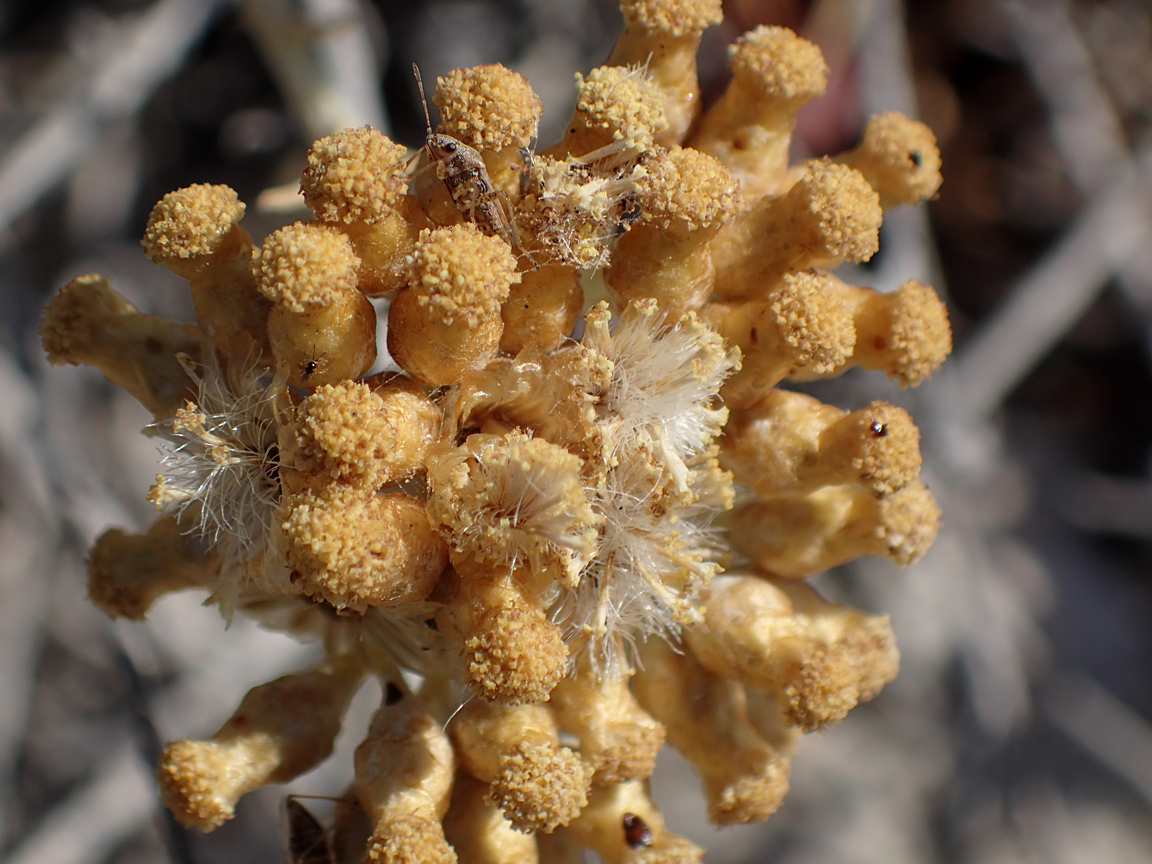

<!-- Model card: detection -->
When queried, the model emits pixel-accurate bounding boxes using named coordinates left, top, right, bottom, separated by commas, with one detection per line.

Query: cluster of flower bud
left=40, top=1, right=950, bottom=861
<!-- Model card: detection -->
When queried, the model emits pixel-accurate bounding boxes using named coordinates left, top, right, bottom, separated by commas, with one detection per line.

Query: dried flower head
left=42, top=2, right=952, bottom=860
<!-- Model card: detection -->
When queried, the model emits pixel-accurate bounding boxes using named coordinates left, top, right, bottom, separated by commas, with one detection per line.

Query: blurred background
left=3, top=0, right=1152, bottom=862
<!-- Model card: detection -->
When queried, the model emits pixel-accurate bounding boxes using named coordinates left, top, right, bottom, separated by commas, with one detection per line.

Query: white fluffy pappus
left=426, top=431, right=602, bottom=588
left=585, top=299, right=738, bottom=490
left=146, top=353, right=291, bottom=617
left=550, top=301, right=738, bottom=674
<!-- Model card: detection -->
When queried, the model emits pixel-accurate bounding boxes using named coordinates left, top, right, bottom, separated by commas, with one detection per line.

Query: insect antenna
left=411, top=62, right=434, bottom=140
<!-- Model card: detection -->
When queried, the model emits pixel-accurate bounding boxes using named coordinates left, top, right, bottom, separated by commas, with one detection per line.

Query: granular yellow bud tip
left=434, top=65, right=543, bottom=151
left=301, top=126, right=411, bottom=224
left=143, top=184, right=245, bottom=263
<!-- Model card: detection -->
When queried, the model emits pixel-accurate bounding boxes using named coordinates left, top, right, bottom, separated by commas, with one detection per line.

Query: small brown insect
left=412, top=62, right=517, bottom=249
left=284, top=797, right=334, bottom=864
left=300, top=345, right=322, bottom=383
left=622, top=812, right=653, bottom=850
left=869, top=419, right=889, bottom=437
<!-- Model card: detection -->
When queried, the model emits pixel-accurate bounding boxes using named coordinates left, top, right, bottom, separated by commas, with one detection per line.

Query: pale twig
left=1003, top=0, right=1128, bottom=193
left=943, top=0, right=1152, bottom=425
left=1010, top=0, right=1152, bottom=374
left=109, top=644, right=199, bottom=864
left=941, top=141, right=1152, bottom=425
left=3, top=743, right=157, bottom=864
left=0, top=525, right=52, bottom=842
left=240, top=0, right=388, bottom=140
left=4, top=611, right=318, bottom=864
left=1005, top=0, right=1152, bottom=344
left=1045, top=672, right=1152, bottom=811
left=0, top=352, right=58, bottom=840
left=1054, top=471, right=1152, bottom=538
left=972, top=0, right=1152, bottom=543
left=0, top=0, right=235, bottom=244
left=892, top=473, right=1040, bottom=735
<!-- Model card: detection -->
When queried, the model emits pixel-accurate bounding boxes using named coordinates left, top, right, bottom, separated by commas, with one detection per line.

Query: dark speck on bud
left=623, top=812, right=653, bottom=849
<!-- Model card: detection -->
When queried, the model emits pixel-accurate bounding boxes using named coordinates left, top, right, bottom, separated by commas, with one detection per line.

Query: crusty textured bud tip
left=839, top=112, right=943, bottom=209
left=459, top=599, right=569, bottom=703
left=300, top=126, right=411, bottom=225
left=633, top=145, right=742, bottom=232
left=280, top=488, right=447, bottom=612
left=853, top=278, right=952, bottom=386
left=157, top=739, right=244, bottom=830
left=434, top=65, right=542, bottom=151
left=729, top=25, right=829, bottom=102
left=388, top=224, right=520, bottom=386
left=258, top=222, right=377, bottom=387
left=555, top=65, right=670, bottom=158
left=87, top=517, right=216, bottom=620
left=258, top=222, right=361, bottom=311
left=158, top=660, right=363, bottom=829
left=408, top=224, right=520, bottom=325
left=279, top=378, right=439, bottom=493
left=721, top=391, right=923, bottom=498
left=797, top=159, right=884, bottom=264
left=142, top=184, right=245, bottom=264
left=40, top=273, right=201, bottom=416
left=490, top=738, right=591, bottom=832
left=620, top=0, right=722, bottom=36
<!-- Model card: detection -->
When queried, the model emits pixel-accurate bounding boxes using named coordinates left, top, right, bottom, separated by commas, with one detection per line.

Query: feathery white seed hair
left=147, top=352, right=289, bottom=618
